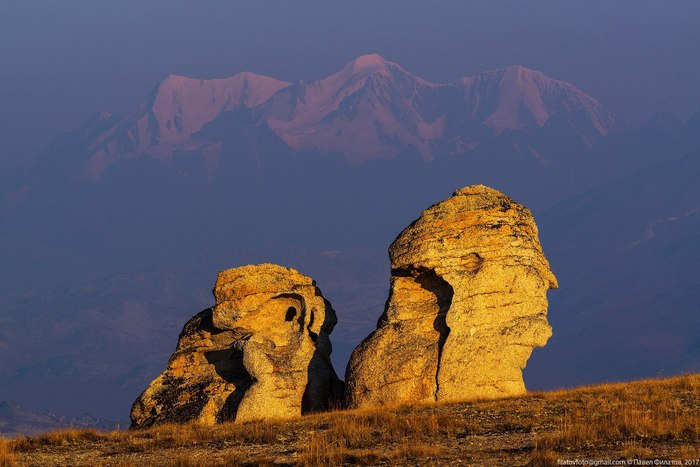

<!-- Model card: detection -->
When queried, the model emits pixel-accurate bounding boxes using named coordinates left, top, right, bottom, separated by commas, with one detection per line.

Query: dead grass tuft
left=678, top=445, right=700, bottom=458
left=318, top=406, right=473, bottom=441
left=528, top=443, right=558, bottom=467
left=300, top=430, right=441, bottom=466
left=160, top=452, right=217, bottom=467
left=298, top=409, right=463, bottom=464
left=620, top=439, right=653, bottom=459
left=0, top=437, right=17, bottom=467
left=13, top=428, right=104, bottom=451
left=222, top=419, right=279, bottom=445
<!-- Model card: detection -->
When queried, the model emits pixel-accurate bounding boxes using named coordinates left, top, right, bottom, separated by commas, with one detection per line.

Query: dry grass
left=678, top=445, right=700, bottom=458
left=8, top=373, right=700, bottom=466
left=298, top=409, right=465, bottom=464
left=533, top=374, right=700, bottom=456
left=0, top=437, right=17, bottom=467
left=529, top=444, right=558, bottom=467
left=12, top=419, right=280, bottom=453
left=545, top=376, right=700, bottom=447
left=301, top=435, right=440, bottom=466
left=12, top=428, right=103, bottom=450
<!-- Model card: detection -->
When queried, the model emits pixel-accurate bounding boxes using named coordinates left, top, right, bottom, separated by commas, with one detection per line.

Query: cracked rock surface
left=130, top=264, right=343, bottom=427
left=345, top=185, right=558, bottom=408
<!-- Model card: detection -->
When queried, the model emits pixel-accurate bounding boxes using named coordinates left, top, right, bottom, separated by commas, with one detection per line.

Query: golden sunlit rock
left=345, top=185, right=558, bottom=408
left=130, top=264, right=343, bottom=427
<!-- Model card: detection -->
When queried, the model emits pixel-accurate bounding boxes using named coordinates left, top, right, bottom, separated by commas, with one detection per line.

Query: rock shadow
left=205, top=346, right=253, bottom=423
left=426, top=272, right=453, bottom=398
left=302, top=297, right=345, bottom=413
left=196, top=308, right=253, bottom=423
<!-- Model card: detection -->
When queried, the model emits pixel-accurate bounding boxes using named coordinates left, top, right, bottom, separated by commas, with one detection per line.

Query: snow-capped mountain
left=260, top=54, right=443, bottom=162
left=454, top=65, right=616, bottom=135
left=259, top=55, right=618, bottom=163
left=62, top=54, right=619, bottom=177
left=80, top=72, right=291, bottom=178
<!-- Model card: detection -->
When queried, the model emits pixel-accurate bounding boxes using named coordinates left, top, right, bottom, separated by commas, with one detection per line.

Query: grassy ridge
left=2, top=374, right=699, bottom=466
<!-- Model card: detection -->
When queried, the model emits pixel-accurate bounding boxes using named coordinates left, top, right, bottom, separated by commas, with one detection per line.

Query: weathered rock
left=130, top=264, right=343, bottom=427
left=345, top=185, right=558, bottom=408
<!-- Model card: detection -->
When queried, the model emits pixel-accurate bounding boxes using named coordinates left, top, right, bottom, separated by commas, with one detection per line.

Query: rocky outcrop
left=130, top=264, right=343, bottom=427
left=345, top=185, right=558, bottom=408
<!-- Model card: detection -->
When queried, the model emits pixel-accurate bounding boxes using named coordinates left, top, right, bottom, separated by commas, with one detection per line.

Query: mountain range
left=47, top=54, right=618, bottom=181
left=1, top=55, right=698, bottom=423
left=0, top=401, right=122, bottom=437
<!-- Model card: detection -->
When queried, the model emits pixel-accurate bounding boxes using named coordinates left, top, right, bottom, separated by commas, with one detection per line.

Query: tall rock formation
left=345, top=185, right=558, bottom=408
left=131, top=264, right=343, bottom=427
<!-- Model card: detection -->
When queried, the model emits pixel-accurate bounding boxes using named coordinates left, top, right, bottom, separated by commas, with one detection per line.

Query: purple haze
left=1, top=0, right=699, bottom=169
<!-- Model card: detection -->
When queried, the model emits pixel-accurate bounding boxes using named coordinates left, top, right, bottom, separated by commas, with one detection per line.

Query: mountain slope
left=526, top=150, right=700, bottom=388
left=455, top=65, right=616, bottom=135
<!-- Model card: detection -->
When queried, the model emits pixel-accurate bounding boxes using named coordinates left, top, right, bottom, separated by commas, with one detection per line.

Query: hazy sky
left=1, top=0, right=699, bottom=168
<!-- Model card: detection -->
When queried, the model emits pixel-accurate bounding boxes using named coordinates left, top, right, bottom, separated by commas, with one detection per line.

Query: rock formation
left=131, top=264, right=343, bottom=427
left=345, top=185, right=558, bottom=408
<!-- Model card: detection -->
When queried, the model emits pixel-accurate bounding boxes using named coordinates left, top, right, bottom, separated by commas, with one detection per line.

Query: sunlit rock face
left=130, top=264, right=343, bottom=427
left=345, top=185, right=558, bottom=408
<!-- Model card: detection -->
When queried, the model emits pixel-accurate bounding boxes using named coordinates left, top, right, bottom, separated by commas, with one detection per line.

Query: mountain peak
left=154, top=71, right=289, bottom=95
left=501, top=64, right=548, bottom=82
left=160, top=73, right=187, bottom=82
left=155, top=74, right=195, bottom=91
left=262, top=53, right=440, bottom=163
left=501, top=64, right=539, bottom=74
left=145, top=71, right=291, bottom=132
left=453, top=64, right=617, bottom=135
left=350, top=54, right=390, bottom=71
left=337, top=54, right=402, bottom=81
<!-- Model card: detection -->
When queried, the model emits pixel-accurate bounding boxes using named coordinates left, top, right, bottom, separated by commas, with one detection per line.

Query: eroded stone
left=130, top=264, right=343, bottom=427
left=345, top=185, right=558, bottom=408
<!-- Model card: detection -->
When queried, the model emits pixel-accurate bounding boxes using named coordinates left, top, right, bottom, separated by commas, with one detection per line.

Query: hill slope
left=528, top=151, right=700, bottom=388
left=3, top=374, right=699, bottom=466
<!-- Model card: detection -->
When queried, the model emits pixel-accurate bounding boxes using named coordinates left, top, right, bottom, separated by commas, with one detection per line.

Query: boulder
left=345, top=185, right=558, bottom=408
left=130, top=264, right=343, bottom=427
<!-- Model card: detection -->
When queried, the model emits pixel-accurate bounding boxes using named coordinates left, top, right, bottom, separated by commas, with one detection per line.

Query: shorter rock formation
left=345, top=185, right=558, bottom=408
left=131, top=264, right=343, bottom=427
